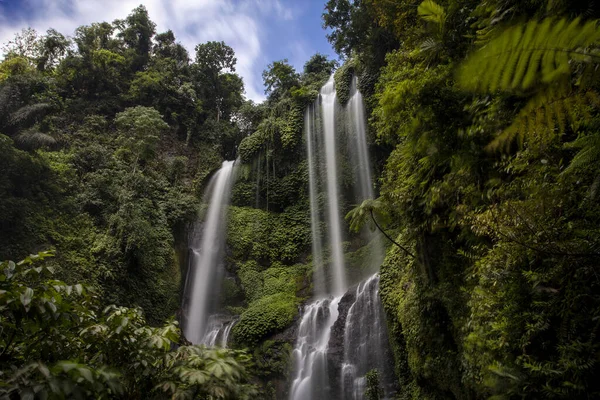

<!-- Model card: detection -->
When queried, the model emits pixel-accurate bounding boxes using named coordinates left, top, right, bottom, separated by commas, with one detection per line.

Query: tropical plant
left=0, top=251, right=257, bottom=399
left=346, top=199, right=415, bottom=258
left=458, top=17, right=600, bottom=151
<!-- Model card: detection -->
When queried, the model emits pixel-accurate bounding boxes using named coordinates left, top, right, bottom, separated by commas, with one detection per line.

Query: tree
left=194, top=41, right=240, bottom=121
left=153, top=30, right=189, bottom=66
left=115, top=106, right=168, bottom=164
left=303, top=53, right=337, bottom=76
left=346, top=198, right=415, bottom=258
left=195, top=41, right=236, bottom=75
left=1, top=28, right=40, bottom=61
left=36, top=29, right=70, bottom=71
left=116, top=5, right=156, bottom=71
left=262, top=59, right=300, bottom=100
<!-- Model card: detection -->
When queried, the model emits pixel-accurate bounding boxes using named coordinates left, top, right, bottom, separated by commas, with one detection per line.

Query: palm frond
left=9, top=103, right=52, bottom=130
left=14, top=131, right=57, bottom=150
left=458, top=18, right=600, bottom=93
left=418, top=1, right=447, bottom=27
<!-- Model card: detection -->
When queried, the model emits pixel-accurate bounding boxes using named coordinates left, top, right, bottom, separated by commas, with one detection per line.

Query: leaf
left=417, top=0, right=446, bottom=26
left=458, top=18, right=600, bottom=92
left=20, top=287, right=34, bottom=308
left=79, top=367, right=94, bottom=383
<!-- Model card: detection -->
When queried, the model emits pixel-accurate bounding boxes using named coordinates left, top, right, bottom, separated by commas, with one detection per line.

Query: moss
left=334, top=60, right=356, bottom=106
left=232, top=293, right=299, bottom=346
left=227, top=206, right=311, bottom=265
left=379, top=235, right=469, bottom=399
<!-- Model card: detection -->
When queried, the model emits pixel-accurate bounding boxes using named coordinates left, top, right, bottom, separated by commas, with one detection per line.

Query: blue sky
left=0, top=0, right=338, bottom=102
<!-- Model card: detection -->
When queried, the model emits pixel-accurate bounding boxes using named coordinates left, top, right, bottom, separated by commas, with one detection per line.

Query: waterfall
left=348, top=75, right=375, bottom=201
left=321, top=76, right=348, bottom=296
left=341, top=275, right=396, bottom=399
left=347, top=75, right=385, bottom=272
left=202, top=315, right=237, bottom=347
left=182, top=160, right=235, bottom=345
left=289, top=74, right=397, bottom=399
left=289, top=296, right=341, bottom=400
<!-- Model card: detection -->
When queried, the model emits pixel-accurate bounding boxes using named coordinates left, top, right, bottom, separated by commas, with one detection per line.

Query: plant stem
left=370, top=209, right=415, bottom=258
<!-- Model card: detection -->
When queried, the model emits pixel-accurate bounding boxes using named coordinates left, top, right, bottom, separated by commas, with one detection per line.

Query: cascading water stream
left=341, top=274, right=395, bottom=399
left=290, top=74, right=396, bottom=399
left=289, top=297, right=341, bottom=400
left=321, top=75, right=347, bottom=296
left=202, top=316, right=237, bottom=347
left=348, top=75, right=375, bottom=202
left=182, top=160, right=235, bottom=345
left=290, top=76, right=346, bottom=400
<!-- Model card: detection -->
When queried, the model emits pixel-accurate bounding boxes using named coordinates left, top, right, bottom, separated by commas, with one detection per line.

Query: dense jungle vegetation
left=2, top=0, right=600, bottom=398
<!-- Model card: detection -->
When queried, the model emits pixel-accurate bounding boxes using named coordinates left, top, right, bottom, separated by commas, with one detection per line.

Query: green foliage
left=458, top=17, right=600, bottom=151
left=346, top=198, right=391, bottom=233
left=227, top=206, right=310, bottom=264
left=364, top=369, right=383, bottom=400
left=458, top=18, right=600, bottom=93
left=417, top=1, right=447, bottom=28
left=0, top=252, right=257, bottom=399
left=262, top=59, right=300, bottom=101
left=334, top=60, right=355, bottom=105
left=231, top=293, right=298, bottom=346
left=115, top=106, right=168, bottom=162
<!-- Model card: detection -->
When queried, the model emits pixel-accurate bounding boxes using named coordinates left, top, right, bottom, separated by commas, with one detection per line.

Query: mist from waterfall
left=182, top=160, right=236, bottom=345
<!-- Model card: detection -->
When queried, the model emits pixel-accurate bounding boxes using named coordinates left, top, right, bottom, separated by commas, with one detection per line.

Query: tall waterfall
left=347, top=75, right=385, bottom=272
left=182, top=160, right=235, bottom=345
left=321, top=75, right=347, bottom=296
left=289, top=75, right=396, bottom=399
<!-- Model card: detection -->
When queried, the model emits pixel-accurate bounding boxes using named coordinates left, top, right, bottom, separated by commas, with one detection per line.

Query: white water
left=346, top=75, right=386, bottom=272
left=183, top=160, right=235, bottom=344
left=289, top=296, right=341, bottom=400
left=341, top=274, right=392, bottom=399
left=202, top=315, right=237, bottom=347
left=321, top=76, right=347, bottom=296
left=290, top=74, right=395, bottom=399
left=348, top=76, right=375, bottom=201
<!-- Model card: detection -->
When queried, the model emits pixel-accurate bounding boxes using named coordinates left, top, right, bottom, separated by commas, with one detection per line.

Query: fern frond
left=458, top=18, right=600, bottom=92
left=562, top=133, right=600, bottom=174
left=418, top=0, right=446, bottom=27
left=487, top=87, right=598, bottom=152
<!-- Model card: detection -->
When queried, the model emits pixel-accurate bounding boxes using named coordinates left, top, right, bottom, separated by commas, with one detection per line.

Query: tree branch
left=370, top=209, right=415, bottom=258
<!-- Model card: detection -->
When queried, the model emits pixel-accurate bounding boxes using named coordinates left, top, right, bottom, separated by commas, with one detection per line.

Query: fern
left=458, top=18, right=600, bottom=92
left=458, top=17, right=600, bottom=151
left=488, top=87, right=600, bottom=151
left=418, top=0, right=447, bottom=28
left=563, top=132, right=600, bottom=175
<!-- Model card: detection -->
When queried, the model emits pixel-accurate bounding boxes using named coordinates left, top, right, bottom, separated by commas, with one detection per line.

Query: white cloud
left=0, top=0, right=293, bottom=102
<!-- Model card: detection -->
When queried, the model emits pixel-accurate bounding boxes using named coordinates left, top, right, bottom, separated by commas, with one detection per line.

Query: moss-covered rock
left=232, top=293, right=299, bottom=346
